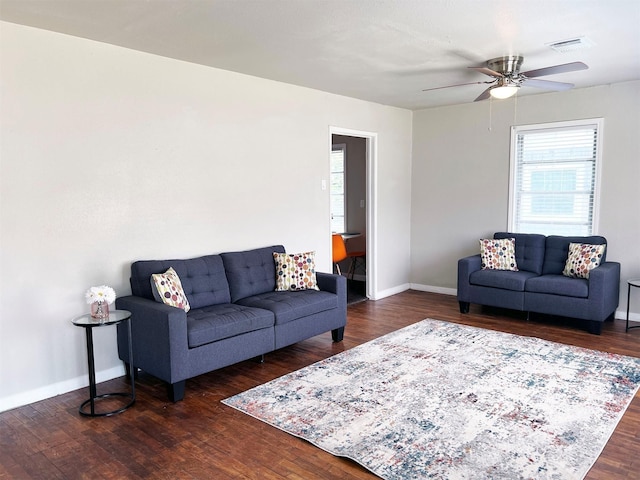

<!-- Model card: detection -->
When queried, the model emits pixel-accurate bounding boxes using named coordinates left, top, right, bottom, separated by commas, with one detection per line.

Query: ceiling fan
left=423, top=56, right=588, bottom=101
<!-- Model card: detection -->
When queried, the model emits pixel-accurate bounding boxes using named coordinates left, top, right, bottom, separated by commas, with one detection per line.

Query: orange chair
left=332, top=234, right=347, bottom=275
left=331, top=234, right=366, bottom=279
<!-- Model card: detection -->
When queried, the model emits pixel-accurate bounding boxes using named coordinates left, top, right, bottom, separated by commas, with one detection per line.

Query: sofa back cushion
left=221, top=245, right=286, bottom=302
left=494, top=232, right=546, bottom=275
left=130, top=255, right=231, bottom=309
left=542, top=235, right=607, bottom=275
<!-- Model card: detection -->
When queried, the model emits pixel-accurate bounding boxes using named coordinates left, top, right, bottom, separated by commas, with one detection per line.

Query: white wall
left=411, top=81, right=640, bottom=316
left=0, top=22, right=413, bottom=412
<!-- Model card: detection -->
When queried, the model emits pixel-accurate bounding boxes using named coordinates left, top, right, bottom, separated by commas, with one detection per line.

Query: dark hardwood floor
left=2, top=290, right=639, bottom=479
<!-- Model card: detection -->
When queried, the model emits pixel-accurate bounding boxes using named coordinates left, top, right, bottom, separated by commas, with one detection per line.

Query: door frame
left=329, top=126, right=377, bottom=299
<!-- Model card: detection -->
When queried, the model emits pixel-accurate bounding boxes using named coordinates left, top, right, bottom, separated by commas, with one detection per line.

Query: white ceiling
left=2, top=0, right=639, bottom=110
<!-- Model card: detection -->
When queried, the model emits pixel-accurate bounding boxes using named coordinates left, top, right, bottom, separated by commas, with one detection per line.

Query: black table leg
left=78, top=317, right=135, bottom=417
left=627, top=282, right=632, bottom=332
left=84, top=327, right=96, bottom=416
left=127, top=318, right=136, bottom=402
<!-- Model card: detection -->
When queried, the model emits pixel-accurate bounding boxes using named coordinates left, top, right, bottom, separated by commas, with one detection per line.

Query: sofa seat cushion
left=525, top=274, right=589, bottom=298
left=186, top=304, right=274, bottom=348
left=236, top=290, right=338, bottom=325
left=469, top=269, right=539, bottom=292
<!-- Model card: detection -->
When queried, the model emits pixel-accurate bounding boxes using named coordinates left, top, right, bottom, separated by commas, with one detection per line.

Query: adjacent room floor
left=346, top=279, right=367, bottom=305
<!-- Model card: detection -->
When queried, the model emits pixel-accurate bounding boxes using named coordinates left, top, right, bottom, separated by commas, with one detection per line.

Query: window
left=508, top=119, right=603, bottom=236
left=330, top=144, right=346, bottom=233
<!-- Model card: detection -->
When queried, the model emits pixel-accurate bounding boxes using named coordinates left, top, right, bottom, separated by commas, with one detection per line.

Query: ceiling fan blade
left=468, top=66, right=503, bottom=78
left=422, top=81, right=490, bottom=92
left=474, top=87, right=493, bottom=102
left=521, top=61, right=588, bottom=78
left=524, top=78, right=574, bottom=91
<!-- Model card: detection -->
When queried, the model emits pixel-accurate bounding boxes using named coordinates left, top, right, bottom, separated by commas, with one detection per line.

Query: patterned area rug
left=222, top=319, right=640, bottom=479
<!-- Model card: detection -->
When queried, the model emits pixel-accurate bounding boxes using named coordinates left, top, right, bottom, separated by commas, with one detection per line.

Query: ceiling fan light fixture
left=490, top=85, right=519, bottom=99
left=489, top=77, right=520, bottom=99
left=427, top=54, right=585, bottom=103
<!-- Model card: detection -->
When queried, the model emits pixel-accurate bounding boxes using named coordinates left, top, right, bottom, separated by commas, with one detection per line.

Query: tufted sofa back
left=494, top=232, right=546, bottom=274
left=130, top=254, right=231, bottom=309
left=542, top=235, right=607, bottom=275
left=493, top=232, right=609, bottom=276
left=221, top=245, right=285, bottom=302
left=129, top=245, right=287, bottom=308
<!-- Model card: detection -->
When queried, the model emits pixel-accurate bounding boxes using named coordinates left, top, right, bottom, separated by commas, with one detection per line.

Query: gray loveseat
left=457, top=232, right=620, bottom=334
left=116, top=245, right=347, bottom=401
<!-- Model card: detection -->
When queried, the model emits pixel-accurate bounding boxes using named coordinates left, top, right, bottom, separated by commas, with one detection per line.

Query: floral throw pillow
left=150, top=267, right=191, bottom=312
left=563, top=243, right=606, bottom=279
left=479, top=238, right=518, bottom=271
left=273, top=251, right=320, bottom=291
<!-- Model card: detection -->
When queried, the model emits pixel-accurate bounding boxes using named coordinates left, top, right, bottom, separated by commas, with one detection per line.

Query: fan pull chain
left=513, top=91, right=518, bottom=125
left=488, top=96, right=493, bottom=131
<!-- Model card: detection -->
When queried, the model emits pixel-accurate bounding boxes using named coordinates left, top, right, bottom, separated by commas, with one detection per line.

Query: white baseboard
left=410, top=283, right=457, bottom=296
left=370, top=283, right=411, bottom=300
left=0, top=364, right=125, bottom=414
left=370, top=283, right=457, bottom=301
left=617, top=309, right=640, bottom=322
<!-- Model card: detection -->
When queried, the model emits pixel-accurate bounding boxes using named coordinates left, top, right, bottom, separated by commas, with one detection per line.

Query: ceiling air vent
left=547, top=36, right=594, bottom=53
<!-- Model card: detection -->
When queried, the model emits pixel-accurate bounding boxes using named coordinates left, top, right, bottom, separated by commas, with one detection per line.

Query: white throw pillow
left=479, top=238, right=518, bottom=271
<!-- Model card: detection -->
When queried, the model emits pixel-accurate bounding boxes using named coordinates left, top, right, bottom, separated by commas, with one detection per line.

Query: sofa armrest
left=587, top=261, right=621, bottom=317
left=316, top=272, right=347, bottom=329
left=457, top=254, right=482, bottom=302
left=115, top=295, right=190, bottom=384
left=316, top=271, right=347, bottom=297
left=459, top=254, right=482, bottom=274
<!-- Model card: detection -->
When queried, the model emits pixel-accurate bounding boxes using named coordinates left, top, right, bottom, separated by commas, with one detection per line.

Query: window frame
left=508, top=118, right=604, bottom=236
left=330, top=143, right=347, bottom=233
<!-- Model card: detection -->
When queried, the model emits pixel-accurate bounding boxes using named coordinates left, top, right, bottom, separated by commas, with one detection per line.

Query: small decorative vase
left=90, top=301, right=110, bottom=319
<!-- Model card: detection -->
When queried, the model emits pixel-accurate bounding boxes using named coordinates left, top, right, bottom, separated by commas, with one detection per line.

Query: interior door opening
left=329, top=127, right=377, bottom=300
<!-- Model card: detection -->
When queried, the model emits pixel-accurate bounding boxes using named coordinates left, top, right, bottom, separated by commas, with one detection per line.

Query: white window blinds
left=509, top=119, right=602, bottom=236
left=330, top=144, right=346, bottom=233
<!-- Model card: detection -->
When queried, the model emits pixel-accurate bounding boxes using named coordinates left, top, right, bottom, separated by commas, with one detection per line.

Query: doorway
left=329, top=127, right=377, bottom=300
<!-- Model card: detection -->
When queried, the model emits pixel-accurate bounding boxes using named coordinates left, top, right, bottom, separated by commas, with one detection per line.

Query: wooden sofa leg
left=332, top=327, right=345, bottom=342
left=253, top=354, right=265, bottom=363
left=168, top=381, right=186, bottom=402
left=459, top=301, right=470, bottom=314
left=587, top=320, right=603, bottom=335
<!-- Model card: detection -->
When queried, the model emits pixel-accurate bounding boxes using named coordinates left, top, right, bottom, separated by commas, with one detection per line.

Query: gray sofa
left=457, top=232, right=620, bottom=334
left=116, top=245, right=347, bottom=401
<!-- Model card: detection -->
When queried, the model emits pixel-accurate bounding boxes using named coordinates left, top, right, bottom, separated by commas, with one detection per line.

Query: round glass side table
left=71, top=309, right=136, bottom=416
left=626, top=279, right=640, bottom=332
